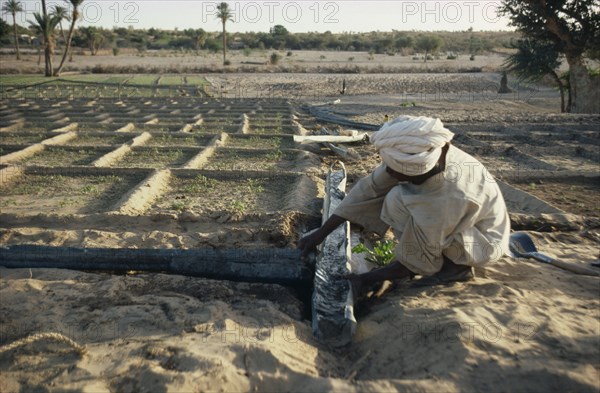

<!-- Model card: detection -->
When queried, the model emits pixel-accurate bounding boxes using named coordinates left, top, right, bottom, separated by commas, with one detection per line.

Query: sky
left=4, top=0, right=513, bottom=33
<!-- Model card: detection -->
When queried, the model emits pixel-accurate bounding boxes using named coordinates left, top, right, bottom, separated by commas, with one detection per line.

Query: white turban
left=370, top=116, right=454, bottom=176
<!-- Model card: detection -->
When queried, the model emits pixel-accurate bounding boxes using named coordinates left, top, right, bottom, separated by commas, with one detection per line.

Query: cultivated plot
left=149, top=171, right=301, bottom=218
left=202, top=148, right=303, bottom=171
left=224, top=135, right=296, bottom=149
left=145, top=133, right=216, bottom=147
left=65, top=133, right=136, bottom=146
left=0, top=172, right=143, bottom=215
left=111, top=147, right=200, bottom=168
left=20, top=146, right=114, bottom=166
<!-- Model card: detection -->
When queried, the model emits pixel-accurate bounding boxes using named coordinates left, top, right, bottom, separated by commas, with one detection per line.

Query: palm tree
left=80, top=26, right=105, bottom=55
left=52, top=5, right=69, bottom=46
left=29, top=11, right=61, bottom=76
left=193, top=28, right=207, bottom=55
left=2, top=0, right=23, bottom=60
left=54, top=0, right=84, bottom=76
left=216, top=2, right=233, bottom=65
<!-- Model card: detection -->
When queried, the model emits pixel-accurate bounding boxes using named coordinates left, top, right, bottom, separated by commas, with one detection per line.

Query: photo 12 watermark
left=201, top=1, right=340, bottom=25
left=0, top=317, right=539, bottom=346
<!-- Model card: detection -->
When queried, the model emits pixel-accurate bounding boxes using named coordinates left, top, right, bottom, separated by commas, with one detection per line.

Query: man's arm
left=298, top=214, right=346, bottom=260
left=345, top=260, right=413, bottom=299
left=299, top=164, right=397, bottom=260
left=356, top=260, right=412, bottom=284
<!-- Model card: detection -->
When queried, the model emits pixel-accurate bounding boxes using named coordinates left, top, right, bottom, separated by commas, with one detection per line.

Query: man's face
left=385, top=165, right=438, bottom=185
left=385, top=166, right=411, bottom=182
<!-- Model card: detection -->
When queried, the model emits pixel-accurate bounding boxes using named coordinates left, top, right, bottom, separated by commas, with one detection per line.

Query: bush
left=223, top=59, right=231, bottom=66
left=243, top=47, right=252, bottom=57
left=447, top=53, right=457, bottom=60
left=112, top=47, right=120, bottom=56
left=470, top=54, right=476, bottom=61
left=269, top=52, right=281, bottom=65
left=286, top=51, right=293, bottom=57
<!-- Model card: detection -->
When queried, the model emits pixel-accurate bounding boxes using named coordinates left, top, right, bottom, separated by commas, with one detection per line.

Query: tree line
left=1, top=2, right=515, bottom=63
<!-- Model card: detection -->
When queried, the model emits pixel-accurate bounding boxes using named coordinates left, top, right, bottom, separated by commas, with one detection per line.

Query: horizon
left=3, top=0, right=514, bottom=33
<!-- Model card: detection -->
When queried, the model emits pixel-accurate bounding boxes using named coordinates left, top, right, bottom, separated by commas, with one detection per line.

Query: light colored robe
left=335, top=145, right=510, bottom=276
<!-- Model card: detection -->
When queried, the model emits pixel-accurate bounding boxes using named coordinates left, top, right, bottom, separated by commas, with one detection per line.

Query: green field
left=158, top=76, right=184, bottom=85
left=185, top=76, right=209, bottom=86
left=126, top=75, right=159, bottom=85
left=1, top=74, right=208, bottom=87
left=0, top=75, right=51, bottom=85
left=0, top=74, right=211, bottom=99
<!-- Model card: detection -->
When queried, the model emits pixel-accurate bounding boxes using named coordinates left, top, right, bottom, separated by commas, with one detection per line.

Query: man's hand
left=344, top=273, right=364, bottom=301
left=298, top=215, right=347, bottom=261
left=298, top=230, right=325, bottom=261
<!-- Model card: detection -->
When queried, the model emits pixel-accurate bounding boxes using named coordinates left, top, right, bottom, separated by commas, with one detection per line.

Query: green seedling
left=266, top=150, right=283, bottom=161
left=352, top=240, right=396, bottom=267
left=230, top=200, right=246, bottom=215
left=0, top=199, right=17, bottom=208
left=246, top=179, right=264, bottom=193
left=183, top=175, right=217, bottom=193
left=171, top=201, right=187, bottom=211
left=58, top=197, right=76, bottom=208
left=80, top=185, right=99, bottom=194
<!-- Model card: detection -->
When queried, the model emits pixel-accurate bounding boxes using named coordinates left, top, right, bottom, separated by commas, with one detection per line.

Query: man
left=299, top=116, right=510, bottom=293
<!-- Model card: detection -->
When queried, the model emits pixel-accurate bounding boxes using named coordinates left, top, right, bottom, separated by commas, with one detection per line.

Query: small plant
left=348, top=56, right=355, bottom=62
left=269, top=52, right=281, bottom=65
left=224, top=59, right=231, bottom=66
left=352, top=240, right=396, bottom=267
left=171, top=201, right=186, bottom=211
left=243, top=47, right=252, bottom=57
left=183, top=175, right=217, bottom=193
left=0, top=198, right=17, bottom=208
left=80, top=184, right=99, bottom=194
left=320, top=55, right=326, bottom=60
left=230, top=200, right=246, bottom=215
left=470, top=54, right=476, bottom=61
left=246, top=179, right=264, bottom=194
left=58, top=197, right=76, bottom=208
left=113, top=47, right=120, bottom=56
left=266, top=149, right=283, bottom=161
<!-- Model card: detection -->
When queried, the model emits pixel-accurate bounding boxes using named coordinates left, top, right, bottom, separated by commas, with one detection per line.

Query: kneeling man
left=300, top=116, right=510, bottom=291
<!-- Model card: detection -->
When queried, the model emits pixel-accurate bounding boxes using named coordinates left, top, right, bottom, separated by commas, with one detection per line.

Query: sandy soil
left=1, top=73, right=599, bottom=392
left=0, top=51, right=508, bottom=74
left=1, top=236, right=598, bottom=392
